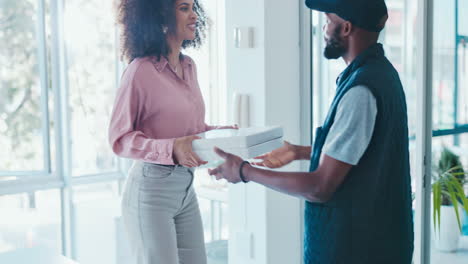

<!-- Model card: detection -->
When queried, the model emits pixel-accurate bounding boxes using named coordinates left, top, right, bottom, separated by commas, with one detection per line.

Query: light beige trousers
left=121, top=161, right=207, bottom=264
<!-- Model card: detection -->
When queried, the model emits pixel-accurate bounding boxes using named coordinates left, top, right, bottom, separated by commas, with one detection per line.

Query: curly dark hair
left=117, top=0, right=208, bottom=63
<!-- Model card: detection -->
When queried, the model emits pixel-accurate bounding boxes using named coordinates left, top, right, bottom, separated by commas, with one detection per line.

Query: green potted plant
left=432, top=148, right=468, bottom=252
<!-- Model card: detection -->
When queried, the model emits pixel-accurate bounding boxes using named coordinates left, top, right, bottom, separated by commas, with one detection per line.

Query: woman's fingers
left=253, top=153, right=269, bottom=160
left=186, top=155, right=205, bottom=167
left=181, top=153, right=197, bottom=167
left=217, top=124, right=239, bottom=130
left=181, top=159, right=195, bottom=168
left=184, top=156, right=197, bottom=168
left=189, top=135, right=202, bottom=142
left=182, top=137, right=206, bottom=167
left=252, top=161, right=266, bottom=167
left=191, top=151, right=207, bottom=166
left=179, top=153, right=206, bottom=168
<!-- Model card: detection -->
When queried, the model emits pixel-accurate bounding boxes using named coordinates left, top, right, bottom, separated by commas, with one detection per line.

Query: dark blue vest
left=304, top=44, right=414, bottom=264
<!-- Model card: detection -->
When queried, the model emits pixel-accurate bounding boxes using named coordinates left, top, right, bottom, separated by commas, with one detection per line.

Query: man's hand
left=208, top=147, right=246, bottom=183
left=252, top=141, right=298, bottom=168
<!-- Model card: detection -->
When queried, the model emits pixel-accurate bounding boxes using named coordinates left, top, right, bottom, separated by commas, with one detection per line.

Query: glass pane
left=460, top=0, right=468, bottom=37
left=185, top=1, right=229, bottom=263
left=429, top=0, right=468, bottom=130
left=0, top=190, right=62, bottom=255
left=0, top=0, right=47, bottom=172
left=185, top=40, right=211, bottom=123
left=311, top=10, right=346, bottom=127
left=432, top=0, right=457, bottom=130
left=457, top=37, right=468, bottom=125
left=381, top=0, right=418, bottom=136
left=430, top=1, right=468, bottom=262
left=185, top=0, right=217, bottom=125
left=71, top=182, right=127, bottom=264
left=431, top=134, right=468, bottom=263
left=63, top=0, right=119, bottom=176
left=456, top=2, right=468, bottom=125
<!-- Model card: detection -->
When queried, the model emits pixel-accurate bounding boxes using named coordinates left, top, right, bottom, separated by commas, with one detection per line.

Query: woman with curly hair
left=109, top=0, right=236, bottom=263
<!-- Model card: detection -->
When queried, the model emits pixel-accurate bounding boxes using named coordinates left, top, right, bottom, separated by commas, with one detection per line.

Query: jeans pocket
left=142, top=163, right=174, bottom=179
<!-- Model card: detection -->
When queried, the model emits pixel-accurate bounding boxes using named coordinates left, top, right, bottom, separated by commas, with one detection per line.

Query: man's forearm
left=242, top=164, right=327, bottom=203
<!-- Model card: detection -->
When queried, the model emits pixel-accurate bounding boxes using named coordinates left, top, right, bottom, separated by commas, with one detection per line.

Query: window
left=0, top=0, right=51, bottom=175
left=0, top=0, right=125, bottom=261
left=0, top=190, right=62, bottom=254
left=63, top=0, right=120, bottom=177
left=430, top=1, right=468, bottom=262
left=71, top=182, right=124, bottom=263
left=186, top=0, right=229, bottom=263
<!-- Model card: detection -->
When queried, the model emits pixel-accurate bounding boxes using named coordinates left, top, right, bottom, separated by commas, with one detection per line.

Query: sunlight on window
left=71, top=182, right=126, bottom=264
left=63, top=0, right=119, bottom=176
left=185, top=1, right=229, bottom=263
left=0, top=190, right=61, bottom=254
left=0, top=0, right=47, bottom=172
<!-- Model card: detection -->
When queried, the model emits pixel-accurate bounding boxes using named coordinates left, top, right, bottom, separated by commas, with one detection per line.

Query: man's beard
left=324, top=26, right=346, bottom=59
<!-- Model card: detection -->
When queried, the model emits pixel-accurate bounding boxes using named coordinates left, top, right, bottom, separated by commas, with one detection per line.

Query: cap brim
left=305, top=0, right=336, bottom=13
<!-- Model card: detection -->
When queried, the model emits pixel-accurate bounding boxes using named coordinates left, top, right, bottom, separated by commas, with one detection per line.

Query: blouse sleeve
left=108, top=63, right=176, bottom=165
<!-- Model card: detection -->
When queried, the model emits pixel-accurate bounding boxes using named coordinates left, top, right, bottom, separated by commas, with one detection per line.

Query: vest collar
left=336, top=43, right=384, bottom=85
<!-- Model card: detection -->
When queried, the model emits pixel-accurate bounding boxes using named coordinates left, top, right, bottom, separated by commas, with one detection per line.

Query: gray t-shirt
left=322, top=85, right=377, bottom=165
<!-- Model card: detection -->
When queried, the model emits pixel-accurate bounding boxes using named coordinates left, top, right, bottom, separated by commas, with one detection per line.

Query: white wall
left=224, top=1, right=305, bottom=263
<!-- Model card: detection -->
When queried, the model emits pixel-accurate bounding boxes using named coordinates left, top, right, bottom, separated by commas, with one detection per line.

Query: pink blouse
left=108, top=55, right=215, bottom=165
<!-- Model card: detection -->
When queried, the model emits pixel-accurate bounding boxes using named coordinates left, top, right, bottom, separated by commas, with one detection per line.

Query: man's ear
left=342, top=21, right=353, bottom=37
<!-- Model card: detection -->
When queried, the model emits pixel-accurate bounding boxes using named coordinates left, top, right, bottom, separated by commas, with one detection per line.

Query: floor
left=206, top=240, right=228, bottom=264
left=431, top=236, right=468, bottom=264
left=0, top=247, right=77, bottom=264
left=2, top=237, right=466, bottom=264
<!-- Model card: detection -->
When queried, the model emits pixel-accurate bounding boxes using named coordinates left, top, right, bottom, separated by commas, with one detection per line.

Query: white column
left=224, top=0, right=305, bottom=263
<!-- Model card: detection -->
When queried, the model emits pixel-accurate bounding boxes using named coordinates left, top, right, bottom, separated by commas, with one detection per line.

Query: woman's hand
left=173, top=135, right=207, bottom=168
left=252, top=141, right=298, bottom=168
left=215, top=124, right=239, bottom=130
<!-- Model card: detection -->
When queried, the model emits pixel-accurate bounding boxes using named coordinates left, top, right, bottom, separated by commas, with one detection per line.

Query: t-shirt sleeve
left=322, top=85, right=377, bottom=165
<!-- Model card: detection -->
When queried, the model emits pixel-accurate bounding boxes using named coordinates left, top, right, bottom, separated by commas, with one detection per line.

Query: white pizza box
left=192, top=126, right=283, bottom=162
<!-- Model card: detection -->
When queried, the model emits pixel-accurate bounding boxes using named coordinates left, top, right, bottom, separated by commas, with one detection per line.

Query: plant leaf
left=450, top=175, right=468, bottom=215
left=447, top=179, right=462, bottom=231
left=433, top=182, right=438, bottom=233
left=436, top=183, right=441, bottom=234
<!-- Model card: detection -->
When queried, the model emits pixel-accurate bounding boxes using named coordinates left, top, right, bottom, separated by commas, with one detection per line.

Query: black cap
left=305, top=0, right=388, bottom=32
